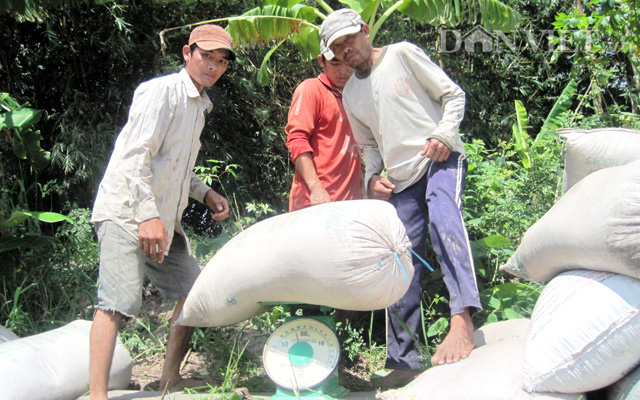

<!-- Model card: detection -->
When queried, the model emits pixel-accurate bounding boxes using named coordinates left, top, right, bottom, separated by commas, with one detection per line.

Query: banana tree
left=1, top=93, right=72, bottom=256
left=160, top=0, right=524, bottom=86
left=510, top=80, right=578, bottom=168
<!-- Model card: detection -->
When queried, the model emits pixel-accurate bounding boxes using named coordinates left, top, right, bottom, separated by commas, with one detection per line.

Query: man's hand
left=309, top=184, right=331, bottom=206
left=368, top=174, right=395, bottom=201
left=421, top=138, right=451, bottom=162
left=205, top=189, right=230, bottom=221
left=139, top=217, right=169, bottom=263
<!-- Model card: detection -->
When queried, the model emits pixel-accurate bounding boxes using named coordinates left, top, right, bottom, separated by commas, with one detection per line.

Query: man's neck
left=356, top=47, right=383, bottom=76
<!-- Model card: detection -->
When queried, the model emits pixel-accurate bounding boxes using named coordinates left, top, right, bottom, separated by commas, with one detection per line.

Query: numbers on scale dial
left=263, top=319, right=340, bottom=390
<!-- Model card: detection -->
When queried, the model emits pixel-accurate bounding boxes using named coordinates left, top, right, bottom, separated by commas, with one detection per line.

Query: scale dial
left=263, top=318, right=340, bottom=390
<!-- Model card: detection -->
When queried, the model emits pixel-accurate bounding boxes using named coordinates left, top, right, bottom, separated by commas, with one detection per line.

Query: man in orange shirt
left=285, top=52, right=362, bottom=211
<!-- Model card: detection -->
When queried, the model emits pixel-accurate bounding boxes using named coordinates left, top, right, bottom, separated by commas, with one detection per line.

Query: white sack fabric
left=178, top=199, right=413, bottom=327
left=0, top=319, right=132, bottom=400
left=500, top=159, right=640, bottom=282
left=0, top=325, right=19, bottom=343
left=378, top=319, right=584, bottom=400
left=558, top=127, right=640, bottom=193
left=607, top=363, right=640, bottom=400
left=523, top=270, right=640, bottom=394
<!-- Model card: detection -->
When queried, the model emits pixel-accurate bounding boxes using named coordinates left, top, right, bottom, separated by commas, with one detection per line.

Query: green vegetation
left=1, top=0, right=639, bottom=396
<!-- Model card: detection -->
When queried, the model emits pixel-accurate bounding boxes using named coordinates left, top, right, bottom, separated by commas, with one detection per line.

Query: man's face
left=318, top=56, right=354, bottom=89
left=183, top=45, right=230, bottom=92
left=329, top=25, right=371, bottom=72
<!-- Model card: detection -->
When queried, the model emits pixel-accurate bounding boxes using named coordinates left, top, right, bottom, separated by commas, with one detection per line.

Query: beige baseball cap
left=189, top=24, right=236, bottom=61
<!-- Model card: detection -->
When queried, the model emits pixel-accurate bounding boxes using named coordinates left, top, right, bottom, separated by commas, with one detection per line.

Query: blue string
left=408, top=247, right=434, bottom=272
left=393, top=252, right=410, bottom=283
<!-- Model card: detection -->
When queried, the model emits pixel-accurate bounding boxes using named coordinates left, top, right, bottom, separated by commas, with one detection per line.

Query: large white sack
left=178, top=199, right=413, bottom=327
left=607, top=363, right=640, bottom=400
left=500, top=159, right=640, bottom=282
left=0, top=319, right=132, bottom=400
left=0, top=325, right=19, bottom=343
left=558, top=127, right=640, bottom=193
left=523, top=270, right=640, bottom=394
left=378, top=319, right=584, bottom=400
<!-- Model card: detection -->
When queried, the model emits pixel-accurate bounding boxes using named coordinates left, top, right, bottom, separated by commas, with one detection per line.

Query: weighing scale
left=261, top=303, right=350, bottom=400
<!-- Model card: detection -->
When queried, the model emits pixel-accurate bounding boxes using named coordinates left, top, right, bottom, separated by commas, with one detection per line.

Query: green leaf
left=338, top=0, right=379, bottom=22
left=396, top=0, right=522, bottom=30
left=26, top=211, right=75, bottom=224
left=11, top=129, right=50, bottom=168
left=0, top=107, right=42, bottom=129
left=0, top=92, right=20, bottom=111
left=427, top=316, right=449, bottom=337
left=398, top=0, right=458, bottom=26
left=0, top=210, right=74, bottom=228
left=512, top=100, right=531, bottom=168
left=536, top=80, right=577, bottom=143
left=478, top=0, right=523, bottom=31
left=481, top=234, right=511, bottom=248
left=228, top=5, right=319, bottom=46
left=0, top=235, right=58, bottom=254
left=289, top=27, right=321, bottom=61
left=263, top=0, right=307, bottom=7
left=504, top=308, right=524, bottom=319
left=257, top=39, right=286, bottom=86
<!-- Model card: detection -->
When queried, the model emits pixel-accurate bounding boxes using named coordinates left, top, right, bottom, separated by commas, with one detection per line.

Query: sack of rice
left=0, top=320, right=132, bottom=400
left=178, top=199, right=413, bottom=327
left=378, top=319, right=584, bottom=400
left=558, top=127, right=640, bottom=193
left=523, top=270, right=640, bottom=394
left=500, top=159, right=640, bottom=282
left=0, top=325, right=19, bottom=343
left=607, top=363, right=640, bottom=400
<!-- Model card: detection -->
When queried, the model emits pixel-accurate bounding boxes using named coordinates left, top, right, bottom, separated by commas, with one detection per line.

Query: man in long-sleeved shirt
left=320, top=9, right=482, bottom=387
left=89, top=25, right=233, bottom=399
left=285, top=54, right=362, bottom=211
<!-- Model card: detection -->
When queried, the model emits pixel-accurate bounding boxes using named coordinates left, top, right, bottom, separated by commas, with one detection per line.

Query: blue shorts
left=95, top=220, right=201, bottom=316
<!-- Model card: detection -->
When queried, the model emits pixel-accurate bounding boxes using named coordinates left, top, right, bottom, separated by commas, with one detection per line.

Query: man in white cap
left=89, top=24, right=235, bottom=399
left=319, top=9, right=482, bottom=387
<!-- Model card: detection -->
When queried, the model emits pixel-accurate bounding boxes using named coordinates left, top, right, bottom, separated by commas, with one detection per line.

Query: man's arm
left=204, top=188, right=230, bottom=221
left=285, top=79, right=333, bottom=205
left=293, top=153, right=331, bottom=206
left=405, top=43, right=465, bottom=155
left=343, top=101, right=385, bottom=198
left=119, top=82, right=177, bottom=262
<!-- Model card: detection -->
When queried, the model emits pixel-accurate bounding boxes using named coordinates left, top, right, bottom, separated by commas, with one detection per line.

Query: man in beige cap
left=89, top=24, right=235, bottom=399
left=320, top=9, right=482, bottom=387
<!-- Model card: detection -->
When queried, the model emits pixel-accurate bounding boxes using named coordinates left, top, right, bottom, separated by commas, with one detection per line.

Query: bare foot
left=430, top=309, right=475, bottom=366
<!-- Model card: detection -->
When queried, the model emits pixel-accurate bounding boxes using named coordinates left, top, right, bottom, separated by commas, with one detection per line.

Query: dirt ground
left=127, top=292, right=380, bottom=395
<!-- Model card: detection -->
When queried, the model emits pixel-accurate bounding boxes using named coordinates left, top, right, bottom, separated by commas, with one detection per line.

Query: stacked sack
left=178, top=199, right=413, bottom=327
left=500, top=127, right=640, bottom=397
left=0, top=320, right=132, bottom=400
left=378, top=319, right=585, bottom=400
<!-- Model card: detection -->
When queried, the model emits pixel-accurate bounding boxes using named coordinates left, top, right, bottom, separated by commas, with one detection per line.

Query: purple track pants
left=385, top=152, right=482, bottom=370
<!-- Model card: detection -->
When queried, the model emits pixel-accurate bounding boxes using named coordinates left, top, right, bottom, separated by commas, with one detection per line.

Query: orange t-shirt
left=286, top=73, right=363, bottom=212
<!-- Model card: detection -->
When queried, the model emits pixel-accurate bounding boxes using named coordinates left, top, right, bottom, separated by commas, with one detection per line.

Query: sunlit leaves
left=397, top=0, right=523, bottom=31
left=227, top=4, right=319, bottom=47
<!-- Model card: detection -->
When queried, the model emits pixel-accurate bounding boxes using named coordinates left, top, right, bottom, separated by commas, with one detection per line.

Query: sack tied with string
left=178, top=199, right=415, bottom=327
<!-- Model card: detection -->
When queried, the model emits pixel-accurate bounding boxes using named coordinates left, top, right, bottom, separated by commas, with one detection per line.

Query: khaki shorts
left=95, top=220, right=201, bottom=316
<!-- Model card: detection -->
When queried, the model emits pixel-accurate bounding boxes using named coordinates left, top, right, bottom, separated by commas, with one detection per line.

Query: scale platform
left=260, top=303, right=350, bottom=400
